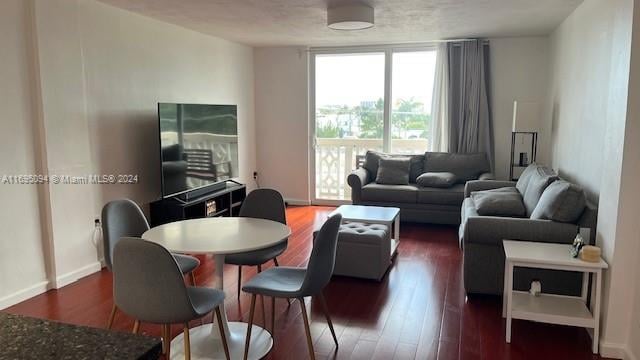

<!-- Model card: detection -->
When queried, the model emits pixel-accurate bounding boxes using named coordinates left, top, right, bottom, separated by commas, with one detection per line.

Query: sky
left=315, top=51, right=437, bottom=112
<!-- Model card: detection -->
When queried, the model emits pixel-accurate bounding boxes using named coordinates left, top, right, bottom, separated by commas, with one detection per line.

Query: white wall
left=0, top=0, right=49, bottom=308
left=0, top=0, right=256, bottom=309
left=34, top=0, right=101, bottom=286
left=254, top=47, right=310, bottom=203
left=489, top=37, right=550, bottom=180
left=78, top=0, right=256, bottom=211
left=618, top=1, right=640, bottom=357
left=546, top=0, right=636, bottom=357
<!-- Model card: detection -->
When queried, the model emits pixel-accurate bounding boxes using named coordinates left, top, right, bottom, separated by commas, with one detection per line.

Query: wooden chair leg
left=215, top=307, right=231, bottom=360
left=183, top=323, right=191, bottom=360
left=318, top=293, right=338, bottom=348
left=237, top=265, right=243, bottom=301
left=132, top=320, right=140, bottom=334
left=299, top=298, right=316, bottom=360
left=164, top=324, right=171, bottom=358
left=189, top=272, right=197, bottom=286
left=244, top=294, right=257, bottom=360
left=257, top=265, right=266, bottom=326
left=107, top=303, right=117, bottom=329
left=271, top=296, right=276, bottom=333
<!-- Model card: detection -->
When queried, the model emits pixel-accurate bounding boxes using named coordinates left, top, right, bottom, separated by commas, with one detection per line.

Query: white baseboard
left=0, top=280, right=50, bottom=310
left=600, top=341, right=634, bottom=360
left=285, top=198, right=311, bottom=206
left=54, top=261, right=102, bottom=289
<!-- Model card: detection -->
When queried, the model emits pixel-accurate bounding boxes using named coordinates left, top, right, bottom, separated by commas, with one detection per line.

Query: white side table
left=502, top=240, right=608, bottom=354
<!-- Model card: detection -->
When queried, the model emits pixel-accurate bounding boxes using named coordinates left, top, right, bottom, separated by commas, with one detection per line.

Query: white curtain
left=430, top=43, right=449, bottom=152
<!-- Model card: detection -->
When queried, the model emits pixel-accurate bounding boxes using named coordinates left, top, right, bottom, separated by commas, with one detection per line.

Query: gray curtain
left=447, top=39, right=494, bottom=171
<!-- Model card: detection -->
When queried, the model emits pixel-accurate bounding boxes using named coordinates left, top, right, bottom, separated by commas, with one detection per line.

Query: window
left=312, top=47, right=437, bottom=201
left=390, top=51, right=437, bottom=153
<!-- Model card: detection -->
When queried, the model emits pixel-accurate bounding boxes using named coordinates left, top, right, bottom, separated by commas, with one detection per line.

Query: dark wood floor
left=6, top=206, right=604, bottom=360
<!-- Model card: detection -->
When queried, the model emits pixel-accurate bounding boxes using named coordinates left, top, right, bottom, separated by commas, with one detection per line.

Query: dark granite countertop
left=0, top=313, right=161, bottom=360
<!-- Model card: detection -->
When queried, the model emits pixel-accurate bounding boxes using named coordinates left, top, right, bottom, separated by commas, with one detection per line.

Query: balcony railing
left=315, top=138, right=429, bottom=200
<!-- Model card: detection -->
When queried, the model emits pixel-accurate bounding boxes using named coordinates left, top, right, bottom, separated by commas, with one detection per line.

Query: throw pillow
left=531, top=180, right=587, bottom=223
left=416, top=172, right=457, bottom=188
left=471, top=187, right=526, bottom=217
left=363, top=150, right=387, bottom=180
left=522, top=166, right=558, bottom=216
left=376, top=157, right=411, bottom=185
left=516, top=164, right=539, bottom=194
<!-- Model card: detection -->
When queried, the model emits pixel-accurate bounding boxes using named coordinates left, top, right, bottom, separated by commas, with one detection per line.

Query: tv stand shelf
left=150, top=182, right=246, bottom=226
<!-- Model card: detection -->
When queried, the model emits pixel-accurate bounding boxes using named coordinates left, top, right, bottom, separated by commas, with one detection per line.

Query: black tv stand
left=150, top=181, right=247, bottom=226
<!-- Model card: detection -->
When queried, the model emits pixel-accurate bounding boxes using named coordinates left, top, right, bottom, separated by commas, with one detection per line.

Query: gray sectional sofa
left=459, top=164, right=597, bottom=296
left=348, top=151, right=492, bottom=224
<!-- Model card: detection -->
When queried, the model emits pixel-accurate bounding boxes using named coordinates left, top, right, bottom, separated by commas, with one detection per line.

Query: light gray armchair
left=101, top=199, right=200, bottom=329
left=224, top=189, right=288, bottom=299
left=241, top=214, right=342, bottom=360
left=113, top=238, right=229, bottom=360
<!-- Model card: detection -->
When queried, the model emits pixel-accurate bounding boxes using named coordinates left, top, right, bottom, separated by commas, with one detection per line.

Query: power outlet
left=253, top=171, right=258, bottom=180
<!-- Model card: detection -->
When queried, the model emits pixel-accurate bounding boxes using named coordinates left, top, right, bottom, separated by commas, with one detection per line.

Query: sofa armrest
left=464, top=180, right=516, bottom=197
left=478, top=172, right=495, bottom=180
left=347, top=167, right=371, bottom=204
left=463, top=216, right=578, bottom=247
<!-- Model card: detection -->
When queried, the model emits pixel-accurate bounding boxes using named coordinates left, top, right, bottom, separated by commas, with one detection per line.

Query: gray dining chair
left=102, top=199, right=200, bottom=329
left=225, top=189, right=288, bottom=298
left=113, top=237, right=230, bottom=360
left=241, top=213, right=342, bottom=360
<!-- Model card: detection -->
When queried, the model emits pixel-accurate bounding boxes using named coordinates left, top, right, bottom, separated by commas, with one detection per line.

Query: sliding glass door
left=390, top=51, right=436, bottom=154
left=311, top=47, right=436, bottom=202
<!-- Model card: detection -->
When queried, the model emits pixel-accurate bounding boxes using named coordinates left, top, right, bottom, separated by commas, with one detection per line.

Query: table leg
left=394, top=215, right=400, bottom=243
left=581, top=271, right=589, bottom=303
left=167, top=254, right=273, bottom=359
left=593, top=269, right=602, bottom=354
left=502, top=260, right=509, bottom=318
left=212, top=255, right=230, bottom=340
left=505, top=261, right=514, bottom=343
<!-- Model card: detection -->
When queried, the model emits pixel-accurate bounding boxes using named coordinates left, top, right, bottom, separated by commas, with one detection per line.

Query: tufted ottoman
left=332, top=221, right=392, bottom=281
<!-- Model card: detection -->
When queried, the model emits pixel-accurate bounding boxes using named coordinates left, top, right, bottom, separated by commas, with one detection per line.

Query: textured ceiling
left=98, top=0, right=583, bottom=47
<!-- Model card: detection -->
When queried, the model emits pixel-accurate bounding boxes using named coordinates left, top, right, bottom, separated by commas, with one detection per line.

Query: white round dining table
left=142, top=217, right=291, bottom=360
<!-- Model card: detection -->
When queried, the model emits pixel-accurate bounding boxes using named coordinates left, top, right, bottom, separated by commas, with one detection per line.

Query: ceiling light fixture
left=327, top=2, right=374, bottom=30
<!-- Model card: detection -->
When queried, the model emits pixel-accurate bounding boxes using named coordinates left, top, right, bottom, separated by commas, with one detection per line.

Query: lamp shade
left=512, top=101, right=541, bottom=133
left=327, top=3, right=374, bottom=30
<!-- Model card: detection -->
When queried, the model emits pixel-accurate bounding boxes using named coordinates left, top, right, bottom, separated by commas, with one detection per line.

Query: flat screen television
left=158, top=103, right=239, bottom=199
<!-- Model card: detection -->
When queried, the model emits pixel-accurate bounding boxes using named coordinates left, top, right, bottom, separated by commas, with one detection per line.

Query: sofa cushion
left=405, top=155, right=425, bottom=183
left=416, top=172, right=457, bottom=188
left=376, top=158, right=411, bottom=185
left=424, top=152, right=490, bottom=183
left=531, top=180, right=586, bottom=223
left=522, top=166, right=558, bottom=216
left=471, top=187, right=526, bottom=217
left=417, top=184, right=465, bottom=206
left=361, top=183, right=418, bottom=203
